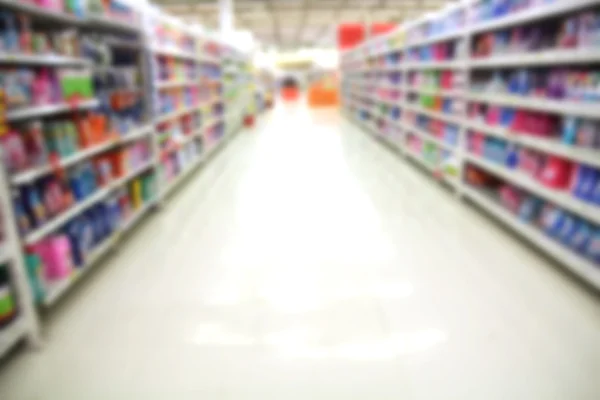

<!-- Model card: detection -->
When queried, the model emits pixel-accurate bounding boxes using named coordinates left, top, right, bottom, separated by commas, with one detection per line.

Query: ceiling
left=152, top=0, right=448, bottom=49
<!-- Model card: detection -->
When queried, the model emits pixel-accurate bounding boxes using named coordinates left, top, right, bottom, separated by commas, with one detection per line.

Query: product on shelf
left=465, top=164, right=600, bottom=265
left=0, top=264, right=17, bottom=328
left=341, top=0, right=600, bottom=288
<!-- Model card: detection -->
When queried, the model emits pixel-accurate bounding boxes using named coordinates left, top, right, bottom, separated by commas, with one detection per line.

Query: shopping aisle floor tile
left=0, top=104, right=599, bottom=400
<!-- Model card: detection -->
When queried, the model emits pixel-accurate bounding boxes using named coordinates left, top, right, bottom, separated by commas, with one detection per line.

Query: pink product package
left=486, top=105, right=501, bottom=125
left=33, top=235, right=74, bottom=281
left=469, top=132, right=486, bottom=155
left=518, top=148, right=545, bottom=177
left=500, top=185, right=523, bottom=214
left=34, top=0, right=65, bottom=11
left=539, top=156, right=573, bottom=189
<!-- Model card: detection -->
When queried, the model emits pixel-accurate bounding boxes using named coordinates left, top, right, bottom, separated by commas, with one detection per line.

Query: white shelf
left=466, top=93, right=600, bottom=119
left=87, top=15, right=141, bottom=34
left=156, top=78, right=199, bottom=90
left=0, top=316, right=28, bottom=359
left=403, top=123, right=456, bottom=152
left=42, top=196, right=156, bottom=307
left=464, top=120, right=600, bottom=168
left=464, top=186, right=600, bottom=290
left=0, top=243, right=10, bottom=265
left=105, top=38, right=142, bottom=49
left=120, top=198, right=157, bottom=232
left=155, top=104, right=200, bottom=124
left=405, top=104, right=463, bottom=125
left=11, top=125, right=153, bottom=185
left=0, top=53, right=90, bottom=66
left=7, top=99, right=99, bottom=122
left=204, top=115, right=224, bottom=128
left=404, top=60, right=466, bottom=70
left=23, top=160, right=156, bottom=245
left=470, top=49, right=600, bottom=68
left=406, top=86, right=463, bottom=98
left=340, top=0, right=600, bottom=292
left=465, top=153, right=600, bottom=226
left=151, top=46, right=198, bottom=61
left=406, top=30, right=465, bottom=48
left=162, top=154, right=204, bottom=197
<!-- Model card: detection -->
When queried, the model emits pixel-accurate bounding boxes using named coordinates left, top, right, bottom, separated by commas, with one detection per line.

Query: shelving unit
left=0, top=0, right=254, bottom=358
left=341, top=0, right=600, bottom=290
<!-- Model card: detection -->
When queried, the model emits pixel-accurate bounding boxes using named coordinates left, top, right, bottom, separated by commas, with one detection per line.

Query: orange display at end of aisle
left=307, top=84, right=339, bottom=108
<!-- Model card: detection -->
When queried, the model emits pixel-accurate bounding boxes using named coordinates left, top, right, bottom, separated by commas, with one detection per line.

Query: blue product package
left=77, top=215, right=95, bottom=257
left=25, top=185, right=46, bottom=227
left=505, top=144, right=518, bottom=168
left=69, top=167, right=86, bottom=201
left=561, top=117, right=579, bottom=145
left=558, top=214, right=578, bottom=245
left=540, top=206, right=565, bottom=237
left=592, top=174, right=600, bottom=205
left=571, top=165, right=589, bottom=199
left=65, top=219, right=85, bottom=267
left=586, top=229, right=600, bottom=263
left=570, top=221, right=592, bottom=252
left=518, top=196, right=542, bottom=222
left=500, top=107, right=515, bottom=127
left=580, top=167, right=598, bottom=202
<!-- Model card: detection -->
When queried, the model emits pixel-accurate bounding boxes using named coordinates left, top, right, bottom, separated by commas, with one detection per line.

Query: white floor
left=1, top=105, right=600, bottom=399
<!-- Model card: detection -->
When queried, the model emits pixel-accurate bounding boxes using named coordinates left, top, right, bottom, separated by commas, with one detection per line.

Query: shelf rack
left=340, top=0, right=600, bottom=290
left=0, top=0, right=254, bottom=358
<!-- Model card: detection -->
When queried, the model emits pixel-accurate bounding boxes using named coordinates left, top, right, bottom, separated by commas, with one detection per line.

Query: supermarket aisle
left=1, top=104, right=600, bottom=400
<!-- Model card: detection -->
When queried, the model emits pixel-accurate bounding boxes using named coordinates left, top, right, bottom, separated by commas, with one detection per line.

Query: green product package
left=61, top=75, right=94, bottom=100
left=0, top=285, right=15, bottom=319
left=25, top=254, right=45, bottom=304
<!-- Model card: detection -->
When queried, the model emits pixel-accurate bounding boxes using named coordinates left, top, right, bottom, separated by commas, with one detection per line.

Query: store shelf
left=120, top=198, right=157, bottom=233
left=0, top=243, right=10, bottom=265
left=463, top=186, right=600, bottom=290
left=403, top=60, right=466, bottom=70
left=11, top=125, right=153, bottom=185
left=403, top=123, right=456, bottom=152
left=465, top=153, right=600, bottom=226
left=162, top=155, right=204, bottom=197
left=204, top=115, right=224, bottom=128
left=42, top=195, right=156, bottom=307
left=341, top=0, right=600, bottom=293
left=468, top=0, right=599, bottom=35
left=105, top=38, right=142, bottom=49
left=156, top=78, right=199, bottom=90
left=407, top=30, right=465, bottom=48
left=155, top=105, right=200, bottom=124
left=152, top=46, right=198, bottom=61
left=470, top=49, right=600, bottom=68
left=0, top=53, right=90, bottom=66
left=23, top=160, right=156, bottom=245
left=7, top=99, right=100, bottom=122
left=120, top=125, right=155, bottom=143
left=466, top=93, right=600, bottom=119
left=464, top=120, right=600, bottom=168
left=87, top=15, right=141, bottom=34
left=405, top=104, right=463, bottom=125
left=0, top=0, right=82, bottom=25
left=406, top=86, right=462, bottom=98
left=0, top=316, right=28, bottom=359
